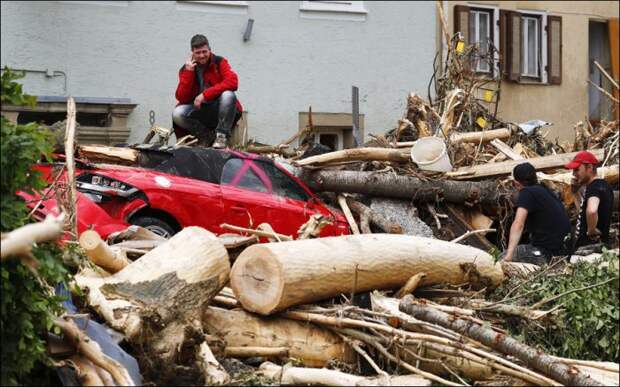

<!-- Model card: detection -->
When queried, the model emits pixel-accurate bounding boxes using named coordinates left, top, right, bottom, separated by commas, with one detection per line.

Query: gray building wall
left=1, top=1, right=437, bottom=144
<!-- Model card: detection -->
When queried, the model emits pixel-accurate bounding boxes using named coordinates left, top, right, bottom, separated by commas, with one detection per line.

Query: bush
left=0, top=67, right=71, bottom=385
left=497, top=250, right=619, bottom=362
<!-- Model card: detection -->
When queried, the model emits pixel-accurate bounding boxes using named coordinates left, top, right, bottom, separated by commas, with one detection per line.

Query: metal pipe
left=2, top=67, right=67, bottom=95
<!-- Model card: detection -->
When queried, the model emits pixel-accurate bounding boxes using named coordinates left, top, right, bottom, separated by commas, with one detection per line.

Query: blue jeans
left=172, top=91, right=240, bottom=142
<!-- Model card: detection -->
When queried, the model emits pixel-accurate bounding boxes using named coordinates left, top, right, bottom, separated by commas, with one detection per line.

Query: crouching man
left=172, top=34, right=243, bottom=148
left=565, top=150, right=614, bottom=249
left=501, top=163, right=571, bottom=265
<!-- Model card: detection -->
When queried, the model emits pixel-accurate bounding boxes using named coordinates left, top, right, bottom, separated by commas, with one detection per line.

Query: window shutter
left=506, top=11, right=522, bottom=82
left=499, top=10, right=509, bottom=79
left=454, top=5, right=470, bottom=44
left=547, top=15, right=562, bottom=84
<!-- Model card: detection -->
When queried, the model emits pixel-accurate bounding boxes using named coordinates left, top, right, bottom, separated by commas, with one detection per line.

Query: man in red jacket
left=173, top=34, right=243, bottom=148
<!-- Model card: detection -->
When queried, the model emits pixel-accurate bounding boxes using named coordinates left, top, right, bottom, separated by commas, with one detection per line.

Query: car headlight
left=77, top=173, right=138, bottom=198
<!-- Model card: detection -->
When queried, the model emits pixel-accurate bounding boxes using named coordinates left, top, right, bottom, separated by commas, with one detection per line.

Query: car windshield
left=139, top=147, right=230, bottom=184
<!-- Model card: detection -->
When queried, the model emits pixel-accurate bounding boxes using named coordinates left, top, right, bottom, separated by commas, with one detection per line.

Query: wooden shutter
left=454, top=5, right=470, bottom=44
left=547, top=15, right=562, bottom=85
left=505, top=11, right=522, bottom=82
left=499, top=10, right=509, bottom=79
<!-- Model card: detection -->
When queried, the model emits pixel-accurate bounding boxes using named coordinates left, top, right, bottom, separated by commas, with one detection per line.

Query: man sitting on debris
left=565, top=150, right=614, bottom=249
left=501, top=162, right=571, bottom=265
left=172, top=34, right=243, bottom=148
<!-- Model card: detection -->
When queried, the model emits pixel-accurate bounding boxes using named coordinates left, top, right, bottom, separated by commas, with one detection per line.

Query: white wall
left=1, top=1, right=437, bottom=144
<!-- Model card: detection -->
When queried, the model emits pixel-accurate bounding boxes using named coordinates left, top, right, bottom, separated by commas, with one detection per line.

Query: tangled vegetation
left=0, top=68, right=72, bottom=385
left=493, top=250, right=620, bottom=363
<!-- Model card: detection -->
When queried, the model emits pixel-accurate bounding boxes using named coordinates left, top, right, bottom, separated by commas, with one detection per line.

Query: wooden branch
left=78, top=145, right=139, bottom=165
left=231, top=234, right=504, bottom=315
left=346, top=198, right=403, bottom=234
left=1, top=213, right=65, bottom=260
left=450, top=228, right=496, bottom=244
left=296, top=214, right=333, bottom=239
left=65, top=97, right=78, bottom=239
left=594, top=60, right=619, bottom=89
left=449, top=128, right=511, bottom=145
left=295, top=147, right=411, bottom=167
left=54, top=317, right=134, bottom=386
left=399, top=296, right=603, bottom=386
left=198, top=341, right=230, bottom=385
left=259, top=361, right=431, bottom=386
left=220, top=223, right=293, bottom=241
left=395, top=272, right=427, bottom=298
left=224, top=346, right=289, bottom=358
left=588, top=80, right=620, bottom=104
left=79, top=230, right=130, bottom=273
left=337, top=195, right=360, bottom=234
left=448, top=149, right=605, bottom=180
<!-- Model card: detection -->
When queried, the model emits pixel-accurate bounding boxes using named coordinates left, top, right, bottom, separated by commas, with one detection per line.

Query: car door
left=219, top=157, right=280, bottom=234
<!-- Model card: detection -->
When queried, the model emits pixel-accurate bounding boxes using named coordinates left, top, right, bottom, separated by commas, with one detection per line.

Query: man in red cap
left=565, top=150, right=614, bottom=248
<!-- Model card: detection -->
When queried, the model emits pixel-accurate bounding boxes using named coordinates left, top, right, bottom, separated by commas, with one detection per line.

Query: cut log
left=448, top=149, right=606, bottom=180
left=399, top=296, right=604, bottom=386
left=450, top=128, right=511, bottom=145
left=302, top=170, right=506, bottom=205
left=78, top=145, right=139, bottom=165
left=202, top=306, right=355, bottom=367
left=79, top=230, right=130, bottom=273
left=258, top=362, right=431, bottom=386
left=74, top=227, right=230, bottom=385
left=230, top=234, right=504, bottom=315
left=295, top=147, right=411, bottom=167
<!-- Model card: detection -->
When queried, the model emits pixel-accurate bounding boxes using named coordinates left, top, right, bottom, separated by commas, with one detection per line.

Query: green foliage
left=0, top=67, right=71, bottom=386
left=497, top=250, right=619, bottom=362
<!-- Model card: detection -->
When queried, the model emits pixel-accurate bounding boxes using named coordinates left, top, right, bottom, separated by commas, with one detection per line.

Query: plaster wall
left=1, top=1, right=437, bottom=144
left=447, top=1, right=619, bottom=143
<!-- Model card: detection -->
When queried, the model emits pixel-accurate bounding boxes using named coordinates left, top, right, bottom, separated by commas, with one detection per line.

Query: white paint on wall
left=1, top=1, right=436, bottom=145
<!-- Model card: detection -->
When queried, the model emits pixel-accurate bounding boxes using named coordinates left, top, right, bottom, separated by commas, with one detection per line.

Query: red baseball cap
left=564, top=150, right=599, bottom=169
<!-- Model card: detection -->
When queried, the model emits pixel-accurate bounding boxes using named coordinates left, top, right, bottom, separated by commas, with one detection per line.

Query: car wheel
left=130, top=216, right=176, bottom=239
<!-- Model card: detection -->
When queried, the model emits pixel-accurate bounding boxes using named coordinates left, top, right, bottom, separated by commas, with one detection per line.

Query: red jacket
left=175, top=54, right=243, bottom=112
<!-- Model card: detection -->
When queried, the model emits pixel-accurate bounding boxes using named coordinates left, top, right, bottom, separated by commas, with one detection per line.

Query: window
left=221, top=158, right=269, bottom=193
left=300, top=1, right=367, bottom=14
left=315, top=132, right=341, bottom=151
left=470, top=9, right=492, bottom=73
left=257, top=161, right=310, bottom=202
left=521, top=15, right=540, bottom=78
left=455, top=5, right=562, bottom=84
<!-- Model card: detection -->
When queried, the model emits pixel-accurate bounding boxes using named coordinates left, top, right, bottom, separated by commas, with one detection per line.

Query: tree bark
left=399, top=296, right=604, bottom=386
left=74, top=227, right=230, bottom=385
left=203, top=306, right=355, bottom=367
left=78, top=145, right=139, bottom=165
left=302, top=170, right=505, bottom=205
left=230, top=234, right=504, bottom=315
left=295, top=147, right=411, bottom=167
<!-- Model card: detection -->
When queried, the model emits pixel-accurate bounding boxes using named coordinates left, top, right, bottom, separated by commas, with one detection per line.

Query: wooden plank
left=447, top=149, right=605, bottom=180
left=490, top=139, right=524, bottom=161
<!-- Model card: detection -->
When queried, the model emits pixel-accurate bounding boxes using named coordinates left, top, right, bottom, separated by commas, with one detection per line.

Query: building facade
left=1, top=1, right=437, bottom=147
left=444, top=1, right=619, bottom=142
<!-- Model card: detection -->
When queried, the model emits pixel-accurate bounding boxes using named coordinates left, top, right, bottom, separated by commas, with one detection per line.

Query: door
left=588, top=21, right=614, bottom=123
left=219, top=157, right=278, bottom=233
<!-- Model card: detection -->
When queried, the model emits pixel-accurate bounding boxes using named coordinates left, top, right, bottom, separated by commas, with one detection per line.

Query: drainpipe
left=3, top=68, right=67, bottom=95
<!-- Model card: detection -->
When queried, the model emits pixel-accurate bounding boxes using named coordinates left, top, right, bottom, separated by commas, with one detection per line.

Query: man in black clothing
left=501, top=163, right=572, bottom=265
left=565, top=151, right=614, bottom=248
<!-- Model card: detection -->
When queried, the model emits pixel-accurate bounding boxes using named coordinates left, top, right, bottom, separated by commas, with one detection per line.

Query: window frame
left=517, top=9, right=548, bottom=83
left=467, top=4, right=500, bottom=77
left=300, top=1, right=367, bottom=14
left=314, top=131, right=343, bottom=151
left=180, top=0, right=248, bottom=6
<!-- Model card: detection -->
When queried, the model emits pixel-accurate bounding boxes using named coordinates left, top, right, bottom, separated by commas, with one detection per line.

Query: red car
left=27, top=147, right=350, bottom=239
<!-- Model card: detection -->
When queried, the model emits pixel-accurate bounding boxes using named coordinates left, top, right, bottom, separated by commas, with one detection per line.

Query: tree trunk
left=399, top=297, right=604, bottom=386
left=203, top=306, right=355, bottom=367
left=230, top=234, right=504, bottom=315
left=79, top=230, right=130, bottom=273
left=448, top=149, right=606, bottom=180
left=302, top=170, right=505, bottom=205
left=74, top=227, right=230, bottom=385
left=295, top=147, right=411, bottom=167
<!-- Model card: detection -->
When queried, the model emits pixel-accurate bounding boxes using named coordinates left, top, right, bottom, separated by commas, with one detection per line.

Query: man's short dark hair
left=513, top=162, right=538, bottom=186
left=191, top=34, right=210, bottom=49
